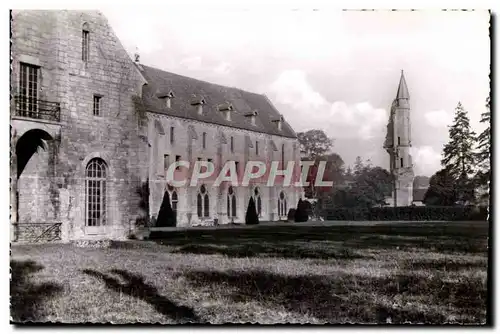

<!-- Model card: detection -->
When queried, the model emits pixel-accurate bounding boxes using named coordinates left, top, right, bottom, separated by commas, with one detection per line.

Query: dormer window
left=244, top=110, right=258, bottom=126
left=272, top=114, right=284, bottom=131
left=218, top=102, right=234, bottom=121
left=157, top=90, right=175, bottom=109
left=190, top=95, right=206, bottom=115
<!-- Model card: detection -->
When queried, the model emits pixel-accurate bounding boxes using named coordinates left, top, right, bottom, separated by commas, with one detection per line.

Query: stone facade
left=147, top=113, right=301, bottom=226
left=10, top=10, right=302, bottom=242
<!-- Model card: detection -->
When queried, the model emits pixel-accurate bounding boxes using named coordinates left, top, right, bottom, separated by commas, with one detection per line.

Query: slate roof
left=413, top=188, right=427, bottom=202
left=137, top=64, right=297, bottom=138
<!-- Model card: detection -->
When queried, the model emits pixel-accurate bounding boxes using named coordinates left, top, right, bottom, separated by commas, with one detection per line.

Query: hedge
left=323, top=206, right=488, bottom=221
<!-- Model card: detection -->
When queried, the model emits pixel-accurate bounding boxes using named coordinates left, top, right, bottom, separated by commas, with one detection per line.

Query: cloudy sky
left=102, top=8, right=490, bottom=176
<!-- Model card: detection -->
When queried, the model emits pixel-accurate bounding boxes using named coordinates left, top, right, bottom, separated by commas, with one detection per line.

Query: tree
left=297, top=129, right=334, bottom=159
left=156, top=191, right=176, bottom=227
left=306, top=153, right=345, bottom=198
left=245, top=196, right=259, bottom=225
left=475, top=97, right=491, bottom=204
left=344, top=166, right=354, bottom=181
left=441, top=102, right=477, bottom=204
left=353, top=156, right=364, bottom=177
left=329, top=164, right=392, bottom=208
left=352, top=165, right=393, bottom=207
left=297, top=129, right=340, bottom=201
left=330, top=188, right=358, bottom=208
left=423, top=168, right=457, bottom=206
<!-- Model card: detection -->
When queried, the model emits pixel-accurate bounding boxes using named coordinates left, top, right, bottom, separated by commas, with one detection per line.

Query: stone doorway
left=11, top=127, right=61, bottom=242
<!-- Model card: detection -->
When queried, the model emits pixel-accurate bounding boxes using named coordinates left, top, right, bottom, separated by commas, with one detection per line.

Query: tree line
left=424, top=98, right=490, bottom=206
left=297, top=129, right=393, bottom=213
left=297, top=97, right=491, bottom=212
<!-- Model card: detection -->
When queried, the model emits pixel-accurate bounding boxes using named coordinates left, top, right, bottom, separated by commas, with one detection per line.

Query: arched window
left=197, top=184, right=209, bottom=218
left=227, top=186, right=237, bottom=218
left=278, top=191, right=287, bottom=217
left=171, top=190, right=178, bottom=215
left=85, top=158, right=107, bottom=226
left=82, top=22, right=90, bottom=63
left=253, top=187, right=262, bottom=217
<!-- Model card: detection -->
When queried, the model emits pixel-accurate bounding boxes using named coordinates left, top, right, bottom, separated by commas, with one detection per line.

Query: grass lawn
left=10, top=221, right=489, bottom=324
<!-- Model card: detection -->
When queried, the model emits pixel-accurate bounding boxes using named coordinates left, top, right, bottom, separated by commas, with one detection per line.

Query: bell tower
left=384, top=70, right=414, bottom=206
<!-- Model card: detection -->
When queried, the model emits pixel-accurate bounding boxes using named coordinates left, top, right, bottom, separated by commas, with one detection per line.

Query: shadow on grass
left=345, top=235, right=487, bottom=254
left=10, top=260, right=63, bottom=323
left=402, top=258, right=488, bottom=271
left=82, top=269, right=199, bottom=323
left=183, top=269, right=486, bottom=324
left=173, top=243, right=367, bottom=260
left=151, top=222, right=489, bottom=257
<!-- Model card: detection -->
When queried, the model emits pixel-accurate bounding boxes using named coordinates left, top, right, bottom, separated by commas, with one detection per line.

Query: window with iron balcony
left=15, top=62, right=60, bottom=122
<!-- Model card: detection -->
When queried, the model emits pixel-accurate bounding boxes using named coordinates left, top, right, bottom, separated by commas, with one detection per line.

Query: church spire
left=396, top=70, right=410, bottom=100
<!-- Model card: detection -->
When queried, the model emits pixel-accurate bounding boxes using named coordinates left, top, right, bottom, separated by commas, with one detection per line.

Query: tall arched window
left=171, top=190, right=178, bottom=216
left=227, top=186, right=237, bottom=218
left=253, top=187, right=262, bottom=217
left=85, top=158, right=107, bottom=226
left=278, top=191, right=287, bottom=217
left=197, top=184, right=209, bottom=218
left=82, top=22, right=90, bottom=63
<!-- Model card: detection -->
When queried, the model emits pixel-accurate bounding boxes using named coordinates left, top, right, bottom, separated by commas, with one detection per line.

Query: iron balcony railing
left=13, top=95, right=61, bottom=122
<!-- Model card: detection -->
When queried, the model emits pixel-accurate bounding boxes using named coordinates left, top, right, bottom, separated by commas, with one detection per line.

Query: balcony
left=13, top=95, right=61, bottom=122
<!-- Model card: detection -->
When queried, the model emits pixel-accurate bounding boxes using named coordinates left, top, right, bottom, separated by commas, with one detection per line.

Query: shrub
left=156, top=191, right=176, bottom=227
left=294, top=199, right=302, bottom=222
left=245, top=196, right=260, bottom=225
left=287, top=209, right=296, bottom=222
left=302, top=200, right=313, bottom=217
left=294, top=199, right=309, bottom=223
left=323, top=205, right=489, bottom=221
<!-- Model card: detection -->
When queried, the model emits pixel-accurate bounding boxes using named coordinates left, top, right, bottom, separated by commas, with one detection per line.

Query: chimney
left=133, top=47, right=143, bottom=70
left=134, top=46, right=140, bottom=63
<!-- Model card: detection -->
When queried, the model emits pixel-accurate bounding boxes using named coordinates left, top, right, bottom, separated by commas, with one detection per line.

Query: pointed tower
left=384, top=71, right=414, bottom=206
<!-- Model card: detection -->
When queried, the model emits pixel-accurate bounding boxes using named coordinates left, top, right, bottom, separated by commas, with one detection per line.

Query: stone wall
left=147, top=113, right=302, bottom=226
left=11, top=10, right=147, bottom=241
left=11, top=10, right=301, bottom=241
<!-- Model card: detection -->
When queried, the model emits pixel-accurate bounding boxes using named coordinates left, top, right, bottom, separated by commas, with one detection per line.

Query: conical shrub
left=156, top=191, right=176, bottom=227
left=245, top=196, right=260, bottom=225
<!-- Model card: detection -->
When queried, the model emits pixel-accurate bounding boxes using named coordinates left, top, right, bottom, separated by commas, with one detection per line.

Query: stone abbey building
left=10, top=10, right=303, bottom=242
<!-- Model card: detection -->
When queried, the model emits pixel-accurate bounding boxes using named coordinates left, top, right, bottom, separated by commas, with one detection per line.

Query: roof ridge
left=140, top=63, right=265, bottom=98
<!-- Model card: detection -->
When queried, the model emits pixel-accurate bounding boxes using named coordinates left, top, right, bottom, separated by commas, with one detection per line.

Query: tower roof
left=396, top=70, right=410, bottom=100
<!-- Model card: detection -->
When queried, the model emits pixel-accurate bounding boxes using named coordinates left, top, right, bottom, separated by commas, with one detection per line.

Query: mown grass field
left=10, top=221, right=489, bottom=324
